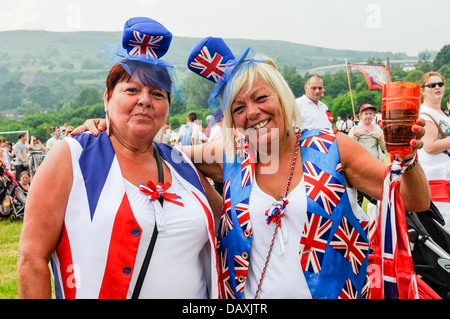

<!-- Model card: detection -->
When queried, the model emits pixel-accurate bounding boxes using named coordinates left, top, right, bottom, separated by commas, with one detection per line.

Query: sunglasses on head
left=423, top=82, right=445, bottom=89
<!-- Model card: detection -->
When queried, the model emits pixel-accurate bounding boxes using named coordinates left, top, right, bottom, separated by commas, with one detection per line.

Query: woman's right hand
left=70, top=118, right=107, bottom=136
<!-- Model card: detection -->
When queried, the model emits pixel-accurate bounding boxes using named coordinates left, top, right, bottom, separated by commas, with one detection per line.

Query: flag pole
left=345, top=59, right=356, bottom=119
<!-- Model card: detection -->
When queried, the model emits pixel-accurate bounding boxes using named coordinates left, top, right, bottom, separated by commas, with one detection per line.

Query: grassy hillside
left=0, top=30, right=412, bottom=75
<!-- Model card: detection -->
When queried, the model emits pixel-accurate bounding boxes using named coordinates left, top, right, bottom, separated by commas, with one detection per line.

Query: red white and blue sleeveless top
left=217, top=128, right=370, bottom=299
left=51, top=133, right=219, bottom=299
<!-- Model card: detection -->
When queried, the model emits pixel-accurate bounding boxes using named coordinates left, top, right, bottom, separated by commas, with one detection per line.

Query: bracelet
left=403, top=153, right=418, bottom=172
left=405, top=160, right=418, bottom=172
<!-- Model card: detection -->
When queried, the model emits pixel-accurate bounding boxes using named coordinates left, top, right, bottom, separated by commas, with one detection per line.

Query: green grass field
left=0, top=218, right=22, bottom=299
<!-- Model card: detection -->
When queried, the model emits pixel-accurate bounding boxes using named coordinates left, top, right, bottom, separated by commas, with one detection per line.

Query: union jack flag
left=218, top=249, right=235, bottom=299
left=234, top=253, right=249, bottom=293
left=369, top=158, right=419, bottom=299
left=235, top=198, right=252, bottom=237
left=339, top=278, right=360, bottom=299
left=299, top=212, right=333, bottom=274
left=189, top=46, right=226, bottom=83
left=301, top=129, right=335, bottom=154
left=304, top=161, right=346, bottom=215
left=219, top=180, right=233, bottom=237
left=330, top=216, right=369, bottom=275
left=128, top=30, right=163, bottom=58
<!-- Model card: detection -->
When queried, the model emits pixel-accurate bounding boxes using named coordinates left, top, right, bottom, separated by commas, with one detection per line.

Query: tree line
left=1, top=44, right=450, bottom=144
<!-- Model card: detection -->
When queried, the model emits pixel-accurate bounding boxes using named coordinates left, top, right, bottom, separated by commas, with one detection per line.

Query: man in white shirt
left=296, top=74, right=332, bottom=129
left=336, top=116, right=345, bottom=133
left=46, top=126, right=62, bottom=154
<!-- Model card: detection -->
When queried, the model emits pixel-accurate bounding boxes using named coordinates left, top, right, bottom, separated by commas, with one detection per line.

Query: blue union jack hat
left=122, top=17, right=172, bottom=60
left=105, top=17, right=184, bottom=101
left=187, top=37, right=235, bottom=83
left=187, top=37, right=264, bottom=122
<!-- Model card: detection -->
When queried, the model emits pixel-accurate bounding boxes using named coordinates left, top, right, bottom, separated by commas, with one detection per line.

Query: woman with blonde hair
left=185, top=37, right=429, bottom=299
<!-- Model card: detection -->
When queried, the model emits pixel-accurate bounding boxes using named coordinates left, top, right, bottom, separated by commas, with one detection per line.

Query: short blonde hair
left=221, top=56, right=301, bottom=160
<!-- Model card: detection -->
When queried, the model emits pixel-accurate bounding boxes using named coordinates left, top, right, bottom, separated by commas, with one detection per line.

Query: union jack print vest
left=51, top=133, right=218, bottom=299
left=217, top=128, right=370, bottom=299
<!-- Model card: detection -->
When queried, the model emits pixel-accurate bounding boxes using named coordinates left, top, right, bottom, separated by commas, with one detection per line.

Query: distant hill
left=0, top=30, right=414, bottom=76
left=0, top=30, right=416, bottom=115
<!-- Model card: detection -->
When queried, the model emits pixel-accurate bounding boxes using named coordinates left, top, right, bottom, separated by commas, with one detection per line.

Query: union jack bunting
left=128, top=30, right=163, bottom=58
left=330, top=215, right=370, bottom=275
left=189, top=46, right=226, bottom=83
left=304, top=161, right=346, bottom=216
left=299, top=212, right=333, bottom=273
left=369, top=158, right=419, bottom=299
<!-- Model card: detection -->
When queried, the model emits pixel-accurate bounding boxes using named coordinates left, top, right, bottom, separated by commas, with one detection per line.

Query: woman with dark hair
left=18, top=17, right=221, bottom=299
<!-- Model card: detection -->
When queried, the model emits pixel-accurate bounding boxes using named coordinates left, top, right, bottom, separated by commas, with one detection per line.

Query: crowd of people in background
left=0, top=124, right=75, bottom=192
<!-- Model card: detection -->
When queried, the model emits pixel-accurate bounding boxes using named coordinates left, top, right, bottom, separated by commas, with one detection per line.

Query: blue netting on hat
left=101, top=17, right=185, bottom=102
left=208, top=47, right=267, bottom=123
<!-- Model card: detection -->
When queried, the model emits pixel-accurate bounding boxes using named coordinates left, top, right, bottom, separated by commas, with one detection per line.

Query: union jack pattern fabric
left=128, top=30, right=163, bottom=58
left=304, top=161, right=346, bottom=216
left=218, top=248, right=235, bottom=299
left=189, top=46, right=226, bottom=83
left=299, top=212, right=333, bottom=273
left=235, top=198, right=252, bottom=237
left=51, top=133, right=219, bottom=298
left=330, top=215, right=370, bottom=275
left=234, top=253, right=250, bottom=293
left=218, top=128, right=370, bottom=299
left=219, top=180, right=233, bottom=238
left=368, top=157, right=419, bottom=299
left=235, top=136, right=249, bottom=159
left=339, top=278, right=360, bottom=299
left=300, top=128, right=335, bottom=154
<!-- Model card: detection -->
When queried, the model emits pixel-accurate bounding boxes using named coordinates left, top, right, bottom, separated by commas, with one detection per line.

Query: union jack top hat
left=121, top=17, right=172, bottom=60
left=108, top=17, right=184, bottom=101
left=187, top=37, right=264, bottom=122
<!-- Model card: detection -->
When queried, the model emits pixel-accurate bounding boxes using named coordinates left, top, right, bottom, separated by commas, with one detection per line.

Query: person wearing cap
left=295, top=74, right=332, bottom=129
left=18, top=17, right=221, bottom=299
left=348, top=103, right=386, bottom=207
left=349, top=104, right=386, bottom=162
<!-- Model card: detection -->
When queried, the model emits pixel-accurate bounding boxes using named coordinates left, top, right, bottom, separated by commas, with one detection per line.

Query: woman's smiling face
left=230, top=77, right=285, bottom=151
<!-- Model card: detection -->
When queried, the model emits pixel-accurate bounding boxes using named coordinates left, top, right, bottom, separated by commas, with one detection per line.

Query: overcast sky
left=0, top=0, right=446, bottom=56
